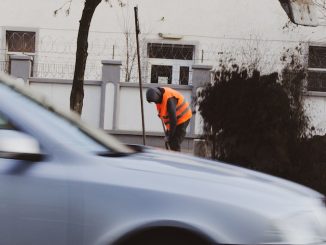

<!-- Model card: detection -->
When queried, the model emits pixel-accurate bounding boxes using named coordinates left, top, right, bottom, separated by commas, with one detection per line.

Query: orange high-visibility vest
left=156, top=87, right=192, bottom=130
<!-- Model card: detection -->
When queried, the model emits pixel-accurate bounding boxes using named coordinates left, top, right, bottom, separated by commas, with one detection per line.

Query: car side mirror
left=0, top=130, right=44, bottom=162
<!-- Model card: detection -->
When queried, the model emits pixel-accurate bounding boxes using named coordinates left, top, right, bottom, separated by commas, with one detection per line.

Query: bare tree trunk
left=70, top=0, right=102, bottom=114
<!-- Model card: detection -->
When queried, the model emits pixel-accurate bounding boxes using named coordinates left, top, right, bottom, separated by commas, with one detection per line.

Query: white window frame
left=307, top=42, right=326, bottom=93
left=145, top=39, right=198, bottom=85
left=1, top=26, right=39, bottom=74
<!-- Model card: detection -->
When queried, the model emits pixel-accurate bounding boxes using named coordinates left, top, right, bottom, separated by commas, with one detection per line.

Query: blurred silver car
left=0, top=72, right=326, bottom=245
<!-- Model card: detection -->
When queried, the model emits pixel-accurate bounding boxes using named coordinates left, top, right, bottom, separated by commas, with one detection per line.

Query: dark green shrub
left=197, top=60, right=326, bottom=195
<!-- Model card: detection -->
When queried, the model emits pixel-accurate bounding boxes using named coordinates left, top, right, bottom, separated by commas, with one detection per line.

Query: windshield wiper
left=95, top=144, right=145, bottom=157
left=96, top=151, right=131, bottom=157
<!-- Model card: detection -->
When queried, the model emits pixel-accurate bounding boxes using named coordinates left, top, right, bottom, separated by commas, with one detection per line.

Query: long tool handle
left=161, top=119, right=170, bottom=150
left=134, top=6, right=146, bottom=145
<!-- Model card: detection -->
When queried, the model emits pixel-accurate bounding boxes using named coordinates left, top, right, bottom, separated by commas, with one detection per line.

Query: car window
left=0, top=113, right=14, bottom=130
left=0, top=82, right=134, bottom=155
left=27, top=106, right=109, bottom=154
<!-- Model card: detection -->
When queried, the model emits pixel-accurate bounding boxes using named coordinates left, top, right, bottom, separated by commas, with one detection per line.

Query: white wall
left=82, top=85, right=102, bottom=127
left=27, top=78, right=326, bottom=137
left=29, top=81, right=101, bottom=127
left=103, top=82, right=115, bottom=130
left=27, top=80, right=194, bottom=134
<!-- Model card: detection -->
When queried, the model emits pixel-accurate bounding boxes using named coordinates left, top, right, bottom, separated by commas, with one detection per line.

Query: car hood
left=121, top=146, right=323, bottom=206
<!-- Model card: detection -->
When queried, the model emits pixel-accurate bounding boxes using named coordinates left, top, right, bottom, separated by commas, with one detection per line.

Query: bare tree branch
left=54, top=0, right=73, bottom=16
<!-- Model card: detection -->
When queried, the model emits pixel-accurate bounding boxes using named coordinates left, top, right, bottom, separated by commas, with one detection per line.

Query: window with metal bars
left=150, top=65, right=172, bottom=84
left=308, top=46, right=326, bottom=92
left=148, top=43, right=194, bottom=60
left=6, top=31, right=36, bottom=53
left=5, top=30, right=36, bottom=76
left=147, top=43, right=194, bottom=85
left=179, top=66, right=189, bottom=85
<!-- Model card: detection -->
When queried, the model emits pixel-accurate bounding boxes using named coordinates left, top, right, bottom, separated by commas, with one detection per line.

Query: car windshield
left=0, top=113, right=14, bottom=130
left=0, top=75, right=134, bottom=155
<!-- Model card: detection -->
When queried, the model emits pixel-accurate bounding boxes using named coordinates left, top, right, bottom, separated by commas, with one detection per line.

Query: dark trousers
left=168, top=120, right=190, bottom=152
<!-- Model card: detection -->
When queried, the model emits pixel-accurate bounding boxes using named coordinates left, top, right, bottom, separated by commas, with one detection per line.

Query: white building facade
left=1, top=0, right=326, bottom=148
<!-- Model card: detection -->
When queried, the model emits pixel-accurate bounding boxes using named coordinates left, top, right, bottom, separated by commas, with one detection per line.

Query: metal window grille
left=307, top=71, right=326, bottom=92
left=150, top=65, right=172, bottom=84
left=179, top=66, right=189, bottom=85
left=6, top=31, right=36, bottom=53
left=148, top=43, right=194, bottom=60
left=309, top=46, right=326, bottom=68
left=308, top=46, right=326, bottom=92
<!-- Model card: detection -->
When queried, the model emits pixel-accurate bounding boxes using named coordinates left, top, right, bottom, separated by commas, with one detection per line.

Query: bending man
left=146, top=87, right=192, bottom=151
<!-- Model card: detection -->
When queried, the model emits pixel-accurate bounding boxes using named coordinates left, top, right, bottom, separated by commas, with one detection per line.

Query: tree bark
left=70, top=0, right=102, bottom=114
